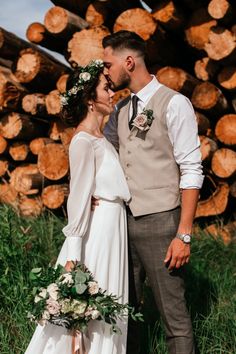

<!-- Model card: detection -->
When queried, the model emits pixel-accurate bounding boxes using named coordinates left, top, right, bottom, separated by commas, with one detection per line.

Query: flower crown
left=60, top=59, right=104, bottom=106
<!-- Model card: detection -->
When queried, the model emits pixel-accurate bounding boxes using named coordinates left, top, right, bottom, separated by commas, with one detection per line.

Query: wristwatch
left=176, top=233, right=192, bottom=244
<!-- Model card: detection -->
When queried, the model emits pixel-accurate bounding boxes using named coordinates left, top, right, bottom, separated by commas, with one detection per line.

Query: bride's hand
left=65, top=260, right=76, bottom=272
left=91, top=196, right=99, bottom=211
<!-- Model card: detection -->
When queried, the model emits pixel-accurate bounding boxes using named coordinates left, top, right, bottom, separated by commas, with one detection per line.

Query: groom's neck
left=129, top=68, right=152, bottom=94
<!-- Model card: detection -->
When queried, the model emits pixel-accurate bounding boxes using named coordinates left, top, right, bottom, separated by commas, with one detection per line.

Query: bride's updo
left=60, top=60, right=104, bottom=126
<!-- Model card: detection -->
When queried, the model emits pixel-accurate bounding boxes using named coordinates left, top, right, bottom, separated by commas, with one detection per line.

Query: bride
left=24, top=60, right=131, bottom=354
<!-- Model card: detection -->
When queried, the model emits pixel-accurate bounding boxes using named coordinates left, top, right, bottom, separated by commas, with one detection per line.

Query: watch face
left=183, top=235, right=191, bottom=243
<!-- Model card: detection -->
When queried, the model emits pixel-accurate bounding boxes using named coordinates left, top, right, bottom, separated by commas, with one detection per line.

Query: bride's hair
left=102, top=30, right=146, bottom=59
left=60, top=60, right=104, bottom=126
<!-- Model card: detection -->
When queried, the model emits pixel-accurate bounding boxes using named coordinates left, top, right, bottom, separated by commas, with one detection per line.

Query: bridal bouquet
left=27, top=263, right=142, bottom=333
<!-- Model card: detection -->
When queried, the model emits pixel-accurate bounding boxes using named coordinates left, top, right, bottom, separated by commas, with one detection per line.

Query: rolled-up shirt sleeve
left=62, top=136, right=95, bottom=261
left=166, top=94, right=204, bottom=189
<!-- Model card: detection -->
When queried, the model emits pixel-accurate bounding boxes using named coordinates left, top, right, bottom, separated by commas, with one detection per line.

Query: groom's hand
left=164, top=238, right=190, bottom=271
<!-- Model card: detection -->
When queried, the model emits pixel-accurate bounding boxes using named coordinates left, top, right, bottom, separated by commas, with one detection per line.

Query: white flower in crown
left=132, top=109, right=154, bottom=131
left=60, top=95, right=68, bottom=106
left=79, top=72, right=91, bottom=81
left=70, top=86, right=79, bottom=95
left=94, top=59, right=103, bottom=66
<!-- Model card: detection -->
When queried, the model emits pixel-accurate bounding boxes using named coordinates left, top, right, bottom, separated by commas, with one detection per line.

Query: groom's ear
left=125, top=55, right=135, bottom=72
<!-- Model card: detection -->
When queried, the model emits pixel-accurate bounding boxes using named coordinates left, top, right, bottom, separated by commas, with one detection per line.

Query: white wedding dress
left=25, top=132, right=131, bottom=354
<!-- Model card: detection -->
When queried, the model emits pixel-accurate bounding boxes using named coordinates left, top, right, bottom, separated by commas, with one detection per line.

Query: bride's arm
left=63, top=136, right=95, bottom=264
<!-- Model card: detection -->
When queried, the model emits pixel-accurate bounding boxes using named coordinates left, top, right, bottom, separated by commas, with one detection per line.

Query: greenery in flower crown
left=60, top=59, right=104, bottom=107
left=27, top=262, right=143, bottom=334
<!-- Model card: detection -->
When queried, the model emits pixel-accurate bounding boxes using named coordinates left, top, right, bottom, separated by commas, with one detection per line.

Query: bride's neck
left=77, top=112, right=104, bottom=136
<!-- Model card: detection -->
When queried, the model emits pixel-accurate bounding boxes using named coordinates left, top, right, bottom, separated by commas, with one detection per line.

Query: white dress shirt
left=130, top=76, right=204, bottom=189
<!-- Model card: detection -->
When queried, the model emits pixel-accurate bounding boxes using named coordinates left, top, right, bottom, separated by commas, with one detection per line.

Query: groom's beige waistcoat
left=117, top=85, right=181, bottom=217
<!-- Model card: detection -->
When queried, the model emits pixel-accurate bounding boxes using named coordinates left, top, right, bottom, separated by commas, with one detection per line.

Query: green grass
left=0, top=205, right=235, bottom=354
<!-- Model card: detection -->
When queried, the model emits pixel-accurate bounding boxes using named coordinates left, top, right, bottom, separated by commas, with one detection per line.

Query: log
left=195, top=111, right=211, bottom=135
left=9, top=142, right=30, bottom=161
left=56, top=74, right=69, bottom=93
left=151, top=1, right=184, bottom=31
left=85, top=1, right=109, bottom=27
left=18, top=195, right=43, bottom=217
left=49, top=0, right=91, bottom=16
left=217, top=66, right=236, bottom=91
left=26, top=22, right=66, bottom=54
left=211, top=148, right=236, bottom=178
left=191, top=82, right=229, bottom=116
left=29, top=137, right=54, bottom=155
left=0, top=112, right=46, bottom=140
left=156, top=66, right=199, bottom=98
left=195, top=182, right=229, bottom=218
left=185, top=8, right=217, bottom=50
left=12, top=48, right=69, bottom=92
left=60, top=126, right=75, bottom=151
left=204, top=221, right=236, bottom=245
left=230, top=180, right=236, bottom=198
left=67, top=26, right=110, bottom=66
left=38, top=143, right=69, bottom=180
left=194, top=57, right=219, bottom=81
left=0, top=134, right=7, bottom=154
left=0, top=57, right=13, bottom=69
left=42, top=184, right=69, bottom=209
left=0, top=27, right=33, bottom=60
left=0, top=66, right=28, bottom=111
left=0, top=182, right=18, bottom=207
left=0, top=158, right=9, bottom=177
left=16, top=172, right=50, bottom=195
left=204, top=26, right=236, bottom=63
left=215, top=114, right=236, bottom=146
left=22, top=93, right=48, bottom=117
left=199, top=135, right=218, bottom=161
left=44, top=6, right=89, bottom=41
left=10, top=164, right=39, bottom=193
left=207, top=0, right=233, bottom=23
left=45, top=90, right=61, bottom=116
left=49, top=120, right=67, bottom=141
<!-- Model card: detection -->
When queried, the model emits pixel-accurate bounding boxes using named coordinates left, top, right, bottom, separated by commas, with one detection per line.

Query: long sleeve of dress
left=62, top=136, right=95, bottom=262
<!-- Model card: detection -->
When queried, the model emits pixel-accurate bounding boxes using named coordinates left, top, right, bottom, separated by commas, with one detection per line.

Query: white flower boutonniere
left=132, top=109, right=154, bottom=131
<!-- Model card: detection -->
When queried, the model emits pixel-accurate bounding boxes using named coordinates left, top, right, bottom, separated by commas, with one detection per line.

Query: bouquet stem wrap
left=72, top=330, right=87, bottom=354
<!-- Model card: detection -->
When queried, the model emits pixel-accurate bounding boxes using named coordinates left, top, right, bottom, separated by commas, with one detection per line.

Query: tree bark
left=211, top=148, right=236, bottom=178
left=195, top=182, right=229, bottom=218
left=49, top=0, right=92, bottom=16
left=42, top=184, right=69, bottom=209
left=38, top=143, right=69, bottom=180
left=217, top=66, right=236, bottom=91
left=215, top=114, right=236, bottom=146
left=0, top=27, right=33, bottom=60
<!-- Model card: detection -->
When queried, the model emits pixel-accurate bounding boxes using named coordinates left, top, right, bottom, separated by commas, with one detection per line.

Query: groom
left=102, top=31, right=204, bottom=354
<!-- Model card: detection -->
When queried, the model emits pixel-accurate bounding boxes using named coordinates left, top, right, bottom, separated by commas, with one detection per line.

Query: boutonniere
left=131, top=109, right=154, bottom=131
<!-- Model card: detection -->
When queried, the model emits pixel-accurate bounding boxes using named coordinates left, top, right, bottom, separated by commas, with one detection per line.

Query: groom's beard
left=109, top=70, right=130, bottom=92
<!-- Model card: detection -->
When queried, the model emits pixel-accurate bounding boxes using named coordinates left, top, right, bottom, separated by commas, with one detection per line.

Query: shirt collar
left=131, top=75, right=162, bottom=104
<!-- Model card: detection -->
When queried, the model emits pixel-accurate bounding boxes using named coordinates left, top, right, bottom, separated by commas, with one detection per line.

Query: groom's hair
left=102, top=31, right=146, bottom=58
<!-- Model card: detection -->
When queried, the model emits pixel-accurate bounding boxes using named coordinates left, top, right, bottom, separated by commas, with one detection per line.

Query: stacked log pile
left=0, top=0, right=235, bottom=240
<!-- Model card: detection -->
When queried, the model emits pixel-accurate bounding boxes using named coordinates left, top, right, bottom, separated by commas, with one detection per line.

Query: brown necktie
left=129, top=95, right=139, bottom=130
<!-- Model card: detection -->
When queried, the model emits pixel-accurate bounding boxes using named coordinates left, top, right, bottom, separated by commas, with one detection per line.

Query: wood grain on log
left=29, top=138, right=54, bottom=155
left=0, top=182, right=18, bottom=206
left=0, top=66, right=28, bottom=111
left=85, top=1, right=108, bottom=27
left=211, top=148, right=236, bottom=178
left=204, top=26, right=236, bottom=63
left=18, top=195, right=43, bottom=217
left=0, top=135, right=7, bottom=154
left=191, top=81, right=229, bottom=116
left=156, top=66, right=199, bottom=97
left=199, top=135, right=218, bottom=161
left=26, top=22, right=66, bottom=54
left=195, top=182, right=229, bottom=218
left=9, top=142, right=30, bottom=161
left=45, top=90, right=61, bottom=116
left=44, top=6, right=89, bottom=40
left=207, top=0, right=233, bottom=22
left=38, top=143, right=69, bottom=180
left=42, top=184, right=69, bottom=209
left=56, top=74, right=69, bottom=93
left=218, top=66, right=236, bottom=91
left=22, top=93, right=48, bottom=117
left=215, top=114, right=236, bottom=145
left=0, top=158, right=9, bottom=177
left=152, top=0, right=184, bottom=30
left=12, top=48, right=68, bottom=92
left=194, top=57, right=219, bottom=81
left=185, top=8, right=217, bottom=50
left=0, top=112, right=46, bottom=140
left=67, top=26, right=110, bottom=66
left=10, top=164, right=39, bottom=193
left=49, top=120, right=67, bottom=141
